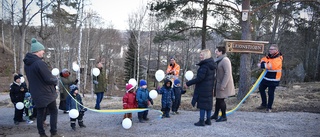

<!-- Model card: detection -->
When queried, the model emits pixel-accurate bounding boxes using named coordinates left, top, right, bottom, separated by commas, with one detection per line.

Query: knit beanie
left=14, top=75, right=21, bottom=81
left=126, top=84, right=134, bottom=93
left=139, top=79, right=147, bottom=86
left=174, top=79, right=180, bottom=85
left=31, top=38, right=45, bottom=53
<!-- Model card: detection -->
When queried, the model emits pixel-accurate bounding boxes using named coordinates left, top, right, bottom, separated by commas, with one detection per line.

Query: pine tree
left=124, top=31, right=138, bottom=82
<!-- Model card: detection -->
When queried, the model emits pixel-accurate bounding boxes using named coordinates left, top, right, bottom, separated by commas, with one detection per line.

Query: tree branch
left=26, top=0, right=54, bottom=26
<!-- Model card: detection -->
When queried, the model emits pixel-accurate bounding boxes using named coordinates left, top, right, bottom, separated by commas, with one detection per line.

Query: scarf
left=214, top=54, right=227, bottom=64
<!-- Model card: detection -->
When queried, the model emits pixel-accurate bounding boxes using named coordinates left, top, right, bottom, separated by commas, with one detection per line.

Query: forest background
left=0, top=0, right=319, bottom=100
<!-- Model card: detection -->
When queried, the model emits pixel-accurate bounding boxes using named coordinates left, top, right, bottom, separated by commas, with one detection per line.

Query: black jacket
left=23, top=53, right=58, bottom=108
left=10, top=82, right=27, bottom=103
left=186, top=57, right=216, bottom=110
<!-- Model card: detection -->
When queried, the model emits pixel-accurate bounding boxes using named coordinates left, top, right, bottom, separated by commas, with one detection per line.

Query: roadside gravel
left=0, top=107, right=319, bottom=137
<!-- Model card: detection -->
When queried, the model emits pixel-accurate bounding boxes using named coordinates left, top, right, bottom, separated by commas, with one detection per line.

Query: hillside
left=0, top=43, right=14, bottom=92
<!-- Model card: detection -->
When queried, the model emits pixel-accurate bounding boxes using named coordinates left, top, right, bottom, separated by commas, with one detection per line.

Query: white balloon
left=155, top=70, right=165, bottom=82
left=20, top=77, right=25, bottom=83
left=16, top=102, right=24, bottom=110
left=122, top=118, right=132, bottom=129
left=92, top=68, right=100, bottom=76
left=149, top=90, right=158, bottom=99
left=69, top=109, right=79, bottom=119
left=185, top=70, right=194, bottom=80
left=128, top=78, right=137, bottom=87
left=72, top=64, right=80, bottom=72
left=51, top=68, right=60, bottom=76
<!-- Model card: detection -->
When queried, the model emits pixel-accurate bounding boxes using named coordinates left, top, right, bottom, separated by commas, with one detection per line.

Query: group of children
left=10, top=73, right=185, bottom=130
left=122, top=78, right=186, bottom=122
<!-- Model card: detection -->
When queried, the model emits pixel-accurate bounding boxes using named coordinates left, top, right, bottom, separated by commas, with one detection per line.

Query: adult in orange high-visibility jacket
left=166, top=57, right=180, bottom=80
left=256, top=44, right=283, bottom=113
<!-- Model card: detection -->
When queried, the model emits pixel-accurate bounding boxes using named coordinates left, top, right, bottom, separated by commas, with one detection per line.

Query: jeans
left=259, top=83, right=276, bottom=109
left=199, top=109, right=211, bottom=121
left=37, top=100, right=58, bottom=135
left=95, top=92, right=104, bottom=109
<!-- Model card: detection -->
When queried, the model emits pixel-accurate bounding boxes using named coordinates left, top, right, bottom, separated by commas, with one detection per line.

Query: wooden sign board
left=225, top=39, right=269, bottom=54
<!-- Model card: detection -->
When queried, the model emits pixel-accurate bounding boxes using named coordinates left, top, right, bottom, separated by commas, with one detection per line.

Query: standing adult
left=93, top=62, right=107, bottom=110
left=59, top=69, right=78, bottom=113
left=9, top=74, right=27, bottom=125
left=210, top=46, right=235, bottom=122
left=256, top=44, right=283, bottom=112
left=23, top=38, right=63, bottom=137
left=166, top=57, right=180, bottom=80
left=184, top=49, right=216, bottom=126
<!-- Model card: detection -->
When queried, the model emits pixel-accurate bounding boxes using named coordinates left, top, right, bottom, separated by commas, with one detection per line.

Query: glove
left=150, top=99, right=154, bottom=105
left=75, top=79, right=79, bottom=84
left=81, top=108, right=87, bottom=112
left=93, top=80, right=98, bottom=85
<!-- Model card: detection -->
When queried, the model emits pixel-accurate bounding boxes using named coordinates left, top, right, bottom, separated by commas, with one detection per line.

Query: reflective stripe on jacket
left=260, top=53, right=283, bottom=81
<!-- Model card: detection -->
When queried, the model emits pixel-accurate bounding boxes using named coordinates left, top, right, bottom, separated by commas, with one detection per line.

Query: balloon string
left=59, top=80, right=162, bottom=115
left=224, top=69, right=267, bottom=116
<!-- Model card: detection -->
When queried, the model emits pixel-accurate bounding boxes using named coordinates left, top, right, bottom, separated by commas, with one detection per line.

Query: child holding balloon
left=66, top=85, right=86, bottom=131
left=158, top=79, right=175, bottom=118
left=172, top=79, right=186, bottom=115
left=123, top=84, right=138, bottom=120
left=136, top=79, right=154, bottom=123
left=10, top=74, right=27, bottom=125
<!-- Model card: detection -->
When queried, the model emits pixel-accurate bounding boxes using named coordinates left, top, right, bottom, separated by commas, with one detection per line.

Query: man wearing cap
left=166, top=57, right=180, bottom=80
left=23, top=38, right=63, bottom=137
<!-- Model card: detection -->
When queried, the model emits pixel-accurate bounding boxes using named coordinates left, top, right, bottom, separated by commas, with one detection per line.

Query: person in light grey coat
left=211, top=46, right=235, bottom=122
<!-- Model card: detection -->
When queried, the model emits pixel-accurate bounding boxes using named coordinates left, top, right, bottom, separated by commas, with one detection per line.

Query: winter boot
left=210, top=113, right=218, bottom=120
left=79, top=121, right=86, bottom=128
left=71, top=123, right=76, bottom=131
left=139, top=118, right=144, bottom=123
left=194, top=119, right=205, bottom=126
left=205, top=119, right=211, bottom=125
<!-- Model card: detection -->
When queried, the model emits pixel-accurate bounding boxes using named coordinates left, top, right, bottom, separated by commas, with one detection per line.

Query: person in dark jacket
left=93, top=62, right=107, bottom=110
left=136, top=79, right=153, bottom=123
left=59, top=69, right=77, bottom=114
left=10, top=74, right=27, bottom=125
left=171, top=79, right=186, bottom=115
left=158, top=79, right=175, bottom=118
left=66, top=85, right=86, bottom=131
left=23, top=38, right=63, bottom=137
left=184, top=49, right=216, bottom=126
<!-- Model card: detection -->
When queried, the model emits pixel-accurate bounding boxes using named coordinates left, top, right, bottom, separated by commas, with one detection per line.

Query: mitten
left=144, top=100, right=148, bottom=106
left=75, top=79, right=79, bottom=84
left=150, top=99, right=154, bottom=105
left=93, top=80, right=99, bottom=85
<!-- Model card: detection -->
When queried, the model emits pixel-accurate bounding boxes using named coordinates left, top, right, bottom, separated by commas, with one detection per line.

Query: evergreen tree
left=124, top=31, right=138, bottom=82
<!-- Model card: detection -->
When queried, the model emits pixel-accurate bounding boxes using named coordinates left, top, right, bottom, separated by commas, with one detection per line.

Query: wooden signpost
left=225, top=39, right=269, bottom=54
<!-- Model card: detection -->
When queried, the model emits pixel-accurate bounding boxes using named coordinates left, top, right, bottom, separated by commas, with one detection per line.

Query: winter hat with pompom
left=31, top=38, right=45, bottom=53
left=139, top=79, right=147, bottom=86
left=126, top=84, right=134, bottom=93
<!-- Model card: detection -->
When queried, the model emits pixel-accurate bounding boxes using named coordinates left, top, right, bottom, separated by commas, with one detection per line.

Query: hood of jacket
left=163, top=78, right=173, bottom=89
left=197, top=57, right=215, bottom=70
left=23, top=53, right=41, bottom=66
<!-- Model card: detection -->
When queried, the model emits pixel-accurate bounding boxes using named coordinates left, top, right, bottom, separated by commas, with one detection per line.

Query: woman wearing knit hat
left=122, top=84, right=137, bottom=120
left=23, top=38, right=63, bottom=137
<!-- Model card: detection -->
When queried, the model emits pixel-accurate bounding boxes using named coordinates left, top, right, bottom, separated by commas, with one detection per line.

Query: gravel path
left=0, top=107, right=319, bottom=137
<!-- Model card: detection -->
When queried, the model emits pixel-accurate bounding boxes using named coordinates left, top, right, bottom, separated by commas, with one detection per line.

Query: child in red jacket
left=123, top=84, right=137, bottom=120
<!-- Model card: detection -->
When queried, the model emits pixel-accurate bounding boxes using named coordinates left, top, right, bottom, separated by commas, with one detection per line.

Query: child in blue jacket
left=66, top=85, right=86, bottom=130
left=136, top=79, right=153, bottom=123
left=158, top=79, right=175, bottom=118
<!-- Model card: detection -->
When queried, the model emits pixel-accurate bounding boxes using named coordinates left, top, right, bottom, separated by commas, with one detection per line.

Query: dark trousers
left=13, top=103, right=24, bottom=122
left=138, top=108, right=148, bottom=120
left=161, top=107, right=170, bottom=117
left=37, top=101, right=58, bottom=135
left=259, top=83, right=276, bottom=109
left=70, top=111, right=84, bottom=127
left=213, top=98, right=227, bottom=118
left=95, top=92, right=104, bottom=109
left=172, top=95, right=181, bottom=112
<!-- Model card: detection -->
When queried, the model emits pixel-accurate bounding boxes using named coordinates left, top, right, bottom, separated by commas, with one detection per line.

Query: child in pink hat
left=122, top=84, right=137, bottom=120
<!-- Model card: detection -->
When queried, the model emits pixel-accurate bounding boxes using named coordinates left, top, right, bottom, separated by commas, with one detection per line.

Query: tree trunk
left=237, top=0, right=251, bottom=100
left=201, top=0, right=208, bottom=50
